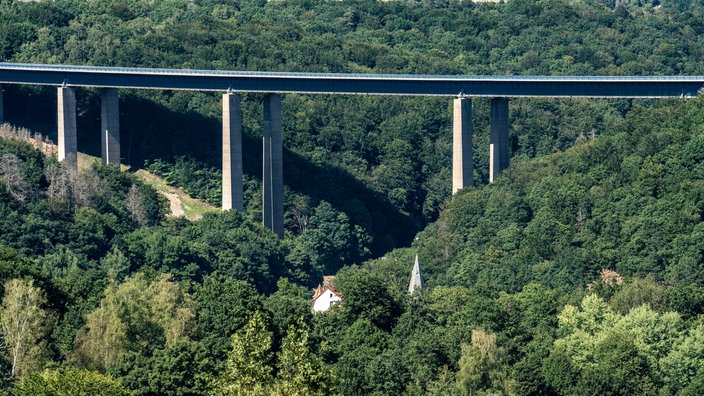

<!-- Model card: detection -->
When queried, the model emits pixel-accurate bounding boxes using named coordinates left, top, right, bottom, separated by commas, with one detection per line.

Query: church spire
left=408, top=254, right=425, bottom=295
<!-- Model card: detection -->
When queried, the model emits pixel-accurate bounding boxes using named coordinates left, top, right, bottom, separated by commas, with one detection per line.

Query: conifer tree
left=210, top=311, right=273, bottom=396
left=274, top=320, right=337, bottom=396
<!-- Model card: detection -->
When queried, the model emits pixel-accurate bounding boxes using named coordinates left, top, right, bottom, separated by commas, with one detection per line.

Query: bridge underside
left=2, top=85, right=503, bottom=237
left=2, top=63, right=703, bottom=237
left=1, top=63, right=704, bottom=98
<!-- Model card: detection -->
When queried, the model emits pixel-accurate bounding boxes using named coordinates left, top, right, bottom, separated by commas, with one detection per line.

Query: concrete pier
left=222, top=93, right=244, bottom=212
left=100, top=88, right=120, bottom=165
left=57, top=87, right=78, bottom=172
left=490, top=97, right=509, bottom=183
left=262, top=94, right=284, bottom=238
left=452, top=97, right=473, bottom=193
left=0, top=85, right=4, bottom=123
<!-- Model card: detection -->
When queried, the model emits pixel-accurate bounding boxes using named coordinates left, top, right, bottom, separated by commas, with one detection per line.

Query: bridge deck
left=1, top=63, right=704, bottom=98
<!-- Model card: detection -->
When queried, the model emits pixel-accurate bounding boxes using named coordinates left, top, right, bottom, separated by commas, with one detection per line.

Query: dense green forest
left=2, top=0, right=704, bottom=394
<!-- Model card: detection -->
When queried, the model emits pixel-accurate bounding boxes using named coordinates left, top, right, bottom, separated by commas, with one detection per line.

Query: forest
left=2, top=0, right=704, bottom=394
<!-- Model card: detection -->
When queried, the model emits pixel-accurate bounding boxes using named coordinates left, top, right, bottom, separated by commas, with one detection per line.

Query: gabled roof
left=312, top=284, right=341, bottom=302
left=312, top=284, right=325, bottom=301
left=312, top=283, right=343, bottom=312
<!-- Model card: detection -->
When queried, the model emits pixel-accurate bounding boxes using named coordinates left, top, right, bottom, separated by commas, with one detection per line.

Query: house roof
left=312, top=284, right=342, bottom=302
left=323, top=275, right=336, bottom=287
left=312, top=284, right=325, bottom=301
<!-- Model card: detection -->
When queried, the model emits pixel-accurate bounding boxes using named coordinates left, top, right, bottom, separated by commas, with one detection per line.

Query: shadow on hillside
left=3, top=85, right=416, bottom=255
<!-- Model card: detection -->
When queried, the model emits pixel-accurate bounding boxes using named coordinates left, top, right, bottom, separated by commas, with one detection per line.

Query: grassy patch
left=134, top=169, right=219, bottom=221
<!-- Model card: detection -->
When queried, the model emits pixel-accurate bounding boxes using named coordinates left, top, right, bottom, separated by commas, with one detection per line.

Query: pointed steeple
left=408, top=254, right=425, bottom=295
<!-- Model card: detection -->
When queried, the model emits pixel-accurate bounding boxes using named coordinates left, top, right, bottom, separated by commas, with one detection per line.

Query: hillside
left=414, top=97, right=704, bottom=292
left=5, top=0, right=704, bottom=257
left=3, top=95, right=704, bottom=395
left=2, top=0, right=704, bottom=394
left=346, top=96, right=704, bottom=395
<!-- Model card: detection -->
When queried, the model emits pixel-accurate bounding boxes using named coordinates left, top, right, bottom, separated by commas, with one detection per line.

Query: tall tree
left=125, top=184, right=148, bottom=227
left=75, top=273, right=195, bottom=372
left=0, top=278, right=49, bottom=380
left=455, top=328, right=513, bottom=395
left=275, top=321, right=337, bottom=396
left=0, top=153, right=28, bottom=204
left=210, top=310, right=274, bottom=396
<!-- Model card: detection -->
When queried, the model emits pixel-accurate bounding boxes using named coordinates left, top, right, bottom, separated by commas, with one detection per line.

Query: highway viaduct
left=1, top=62, right=704, bottom=238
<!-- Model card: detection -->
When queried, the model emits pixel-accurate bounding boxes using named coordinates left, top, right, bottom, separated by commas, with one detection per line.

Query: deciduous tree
left=15, top=368, right=132, bottom=396
left=76, top=273, right=195, bottom=372
left=0, top=278, right=49, bottom=379
left=0, top=153, right=28, bottom=203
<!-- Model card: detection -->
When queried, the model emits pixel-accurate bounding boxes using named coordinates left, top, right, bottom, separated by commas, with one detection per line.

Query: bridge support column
left=58, top=87, right=78, bottom=172
left=222, top=92, right=244, bottom=212
left=262, top=94, right=284, bottom=238
left=101, top=88, right=120, bottom=166
left=0, top=85, right=4, bottom=124
left=490, top=97, right=509, bottom=183
left=453, top=97, right=473, bottom=194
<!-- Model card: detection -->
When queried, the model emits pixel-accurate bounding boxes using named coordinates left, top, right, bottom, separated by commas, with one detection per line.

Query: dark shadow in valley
left=4, top=86, right=417, bottom=255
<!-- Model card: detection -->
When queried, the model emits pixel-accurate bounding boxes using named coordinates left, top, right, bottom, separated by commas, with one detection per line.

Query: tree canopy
left=2, top=0, right=704, bottom=394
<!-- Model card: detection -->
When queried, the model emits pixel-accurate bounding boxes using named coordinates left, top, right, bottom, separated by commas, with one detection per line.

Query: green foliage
left=210, top=311, right=274, bottom=395
left=608, top=275, right=665, bottom=315
left=547, top=293, right=704, bottom=394
left=275, top=320, right=337, bottom=396
left=194, top=274, right=262, bottom=363
left=659, top=325, right=704, bottom=394
left=145, top=157, right=221, bottom=207
left=454, top=329, right=513, bottom=395
left=335, top=318, right=394, bottom=395
left=417, top=98, right=704, bottom=297
left=264, top=278, right=313, bottom=341
left=15, top=368, right=132, bottom=396
left=211, top=312, right=338, bottom=395
left=0, top=278, right=49, bottom=380
left=75, top=273, right=195, bottom=372
left=14, top=0, right=704, bottom=254
left=120, top=210, right=283, bottom=287
left=4, top=0, right=704, bottom=394
left=336, top=266, right=403, bottom=331
left=292, top=200, right=371, bottom=276
left=0, top=245, right=36, bottom=286
left=110, top=339, right=211, bottom=396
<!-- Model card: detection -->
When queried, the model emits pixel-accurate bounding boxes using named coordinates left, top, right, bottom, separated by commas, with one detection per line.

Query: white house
left=312, top=280, right=342, bottom=312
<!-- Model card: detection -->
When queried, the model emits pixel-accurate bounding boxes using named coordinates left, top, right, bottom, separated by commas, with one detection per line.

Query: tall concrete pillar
left=101, top=88, right=120, bottom=165
left=452, top=97, right=473, bottom=194
left=58, top=86, right=77, bottom=172
left=489, top=97, right=509, bottom=183
left=222, top=92, right=244, bottom=212
left=0, top=85, right=4, bottom=124
left=262, top=93, right=283, bottom=238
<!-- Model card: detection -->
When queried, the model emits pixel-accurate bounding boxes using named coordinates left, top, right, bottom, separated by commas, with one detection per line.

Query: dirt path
left=161, top=190, right=186, bottom=217
left=1, top=123, right=216, bottom=220
left=135, top=170, right=188, bottom=218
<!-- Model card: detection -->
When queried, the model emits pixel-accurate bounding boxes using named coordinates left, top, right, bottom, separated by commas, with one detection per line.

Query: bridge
left=1, top=62, right=703, bottom=237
